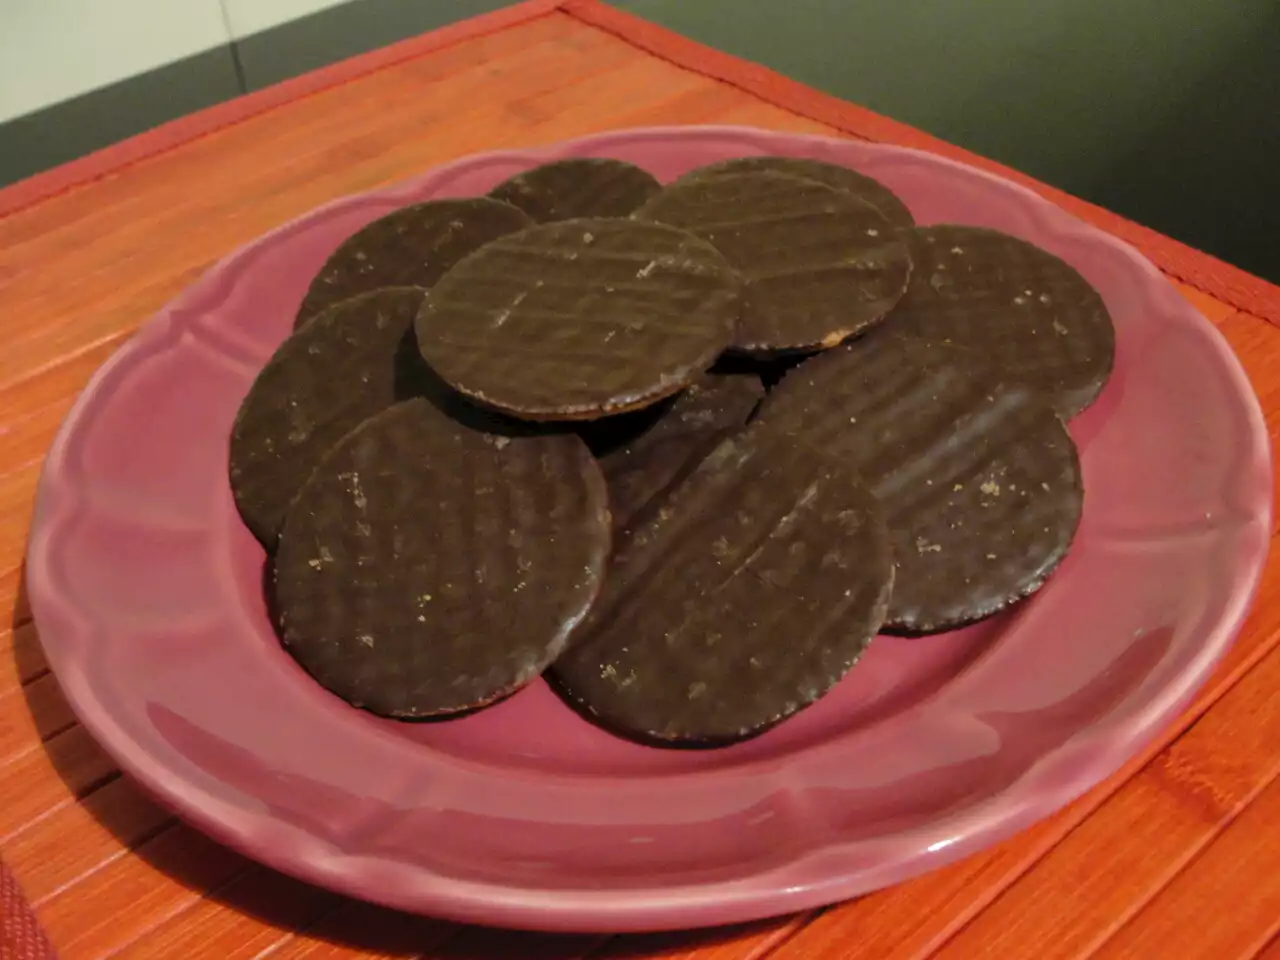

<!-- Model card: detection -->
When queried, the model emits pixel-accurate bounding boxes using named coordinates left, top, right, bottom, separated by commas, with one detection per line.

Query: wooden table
left=2, top=2, right=1279, bottom=957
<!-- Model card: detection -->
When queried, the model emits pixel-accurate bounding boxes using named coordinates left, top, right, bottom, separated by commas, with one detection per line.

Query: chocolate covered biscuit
left=887, top=225, right=1115, bottom=420
left=230, top=288, right=432, bottom=547
left=273, top=398, right=611, bottom=719
left=634, top=171, right=911, bottom=357
left=583, top=373, right=765, bottom=530
left=552, top=426, right=893, bottom=746
left=675, top=155, right=914, bottom=231
left=415, top=218, right=741, bottom=421
left=489, top=157, right=662, bottom=223
left=295, top=198, right=532, bottom=328
left=756, top=334, right=1082, bottom=632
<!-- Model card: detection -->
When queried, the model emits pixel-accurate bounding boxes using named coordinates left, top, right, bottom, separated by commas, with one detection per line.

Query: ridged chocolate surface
left=634, top=171, right=911, bottom=357
left=295, top=198, right=532, bottom=328
left=889, top=225, right=1116, bottom=420
left=756, top=335, right=1083, bottom=633
left=488, top=158, right=662, bottom=223
left=274, top=398, right=611, bottom=719
left=415, top=218, right=741, bottom=420
left=551, top=427, right=893, bottom=746
left=675, top=155, right=915, bottom=231
left=584, top=373, right=765, bottom=530
left=230, top=288, right=431, bottom=547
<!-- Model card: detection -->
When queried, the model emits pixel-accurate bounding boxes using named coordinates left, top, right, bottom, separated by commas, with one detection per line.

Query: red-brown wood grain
left=109, top=868, right=341, bottom=960
left=37, top=826, right=251, bottom=958
left=0, top=726, right=115, bottom=842
left=0, top=623, right=45, bottom=698
left=1, top=3, right=1278, bottom=959
left=928, top=633, right=1280, bottom=958
left=1090, top=775, right=1280, bottom=959
left=4, top=776, right=169, bottom=906
left=1255, top=931, right=1280, bottom=960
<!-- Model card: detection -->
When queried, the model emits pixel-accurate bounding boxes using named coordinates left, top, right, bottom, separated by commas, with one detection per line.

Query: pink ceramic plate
left=27, top=126, right=1272, bottom=933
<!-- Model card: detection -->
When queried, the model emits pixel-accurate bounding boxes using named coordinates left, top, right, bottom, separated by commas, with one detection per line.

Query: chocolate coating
left=551, top=427, right=894, bottom=746
left=887, top=225, right=1116, bottom=420
left=415, top=218, right=741, bottom=421
left=488, top=157, right=662, bottom=223
left=273, top=398, right=611, bottom=719
left=295, top=198, right=532, bottom=328
left=675, top=155, right=914, bottom=231
left=584, top=373, right=765, bottom=530
left=230, top=288, right=432, bottom=547
left=634, top=171, right=911, bottom=357
left=756, top=335, right=1083, bottom=633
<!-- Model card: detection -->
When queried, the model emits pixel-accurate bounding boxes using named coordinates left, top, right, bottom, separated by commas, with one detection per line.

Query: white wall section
left=0, top=0, right=232, bottom=122
left=220, top=0, right=354, bottom=39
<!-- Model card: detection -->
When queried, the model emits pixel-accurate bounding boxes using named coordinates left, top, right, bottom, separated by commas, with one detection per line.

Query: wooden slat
left=0, top=334, right=131, bottom=478
left=1089, top=775, right=1280, bottom=959
left=4, top=776, right=171, bottom=905
left=0, top=726, right=116, bottom=842
left=109, top=867, right=340, bottom=960
left=36, top=824, right=251, bottom=959
left=0, top=622, right=48, bottom=698
left=925, top=628, right=1280, bottom=958
left=0, top=621, right=67, bottom=763
left=4, top=567, right=31, bottom=629
left=1254, top=931, right=1280, bottom=960
left=0, top=459, right=41, bottom=583
left=0, top=671, right=75, bottom=764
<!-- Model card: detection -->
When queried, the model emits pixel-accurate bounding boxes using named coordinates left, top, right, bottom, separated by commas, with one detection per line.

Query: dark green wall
left=617, top=0, right=1280, bottom=282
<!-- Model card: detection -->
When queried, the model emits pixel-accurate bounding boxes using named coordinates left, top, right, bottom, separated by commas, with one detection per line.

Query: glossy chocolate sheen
left=583, top=373, right=765, bottom=530
left=551, top=428, right=894, bottom=746
left=634, top=171, right=911, bottom=357
left=274, top=398, right=611, bottom=719
left=889, top=225, right=1116, bottom=420
left=415, top=218, right=741, bottom=420
left=230, top=287, right=432, bottom=547
left=674, top=155, right=915, bottom=231
left=756, top=335, right=1083, bottom=633
left=488, top=157, right=662, bottom=222
left=294, top=198, right=532, bottom=328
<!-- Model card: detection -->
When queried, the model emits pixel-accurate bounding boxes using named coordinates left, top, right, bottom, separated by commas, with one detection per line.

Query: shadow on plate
left=10, top=567, right=812, bottom=957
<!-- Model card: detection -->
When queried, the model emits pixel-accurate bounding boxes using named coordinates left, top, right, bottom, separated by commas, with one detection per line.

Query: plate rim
left=25, top=124, right=1274, bottom=932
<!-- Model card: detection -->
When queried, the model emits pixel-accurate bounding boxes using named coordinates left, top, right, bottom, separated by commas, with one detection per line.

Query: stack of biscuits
left=229, top=155, right=1115, bottom=747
